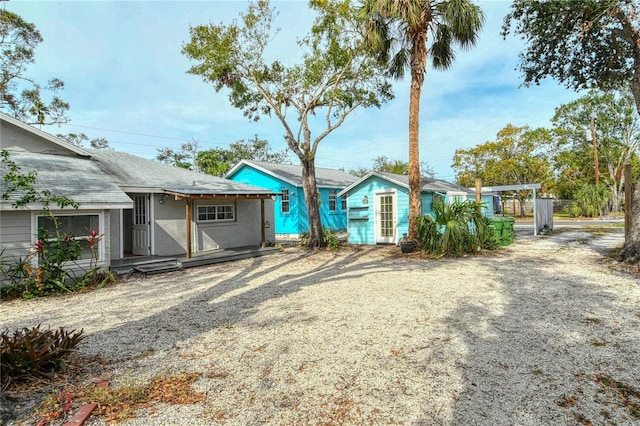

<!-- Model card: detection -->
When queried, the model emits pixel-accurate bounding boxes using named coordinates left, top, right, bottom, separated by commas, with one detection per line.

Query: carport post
left=533, top=187, right=537, bottom=236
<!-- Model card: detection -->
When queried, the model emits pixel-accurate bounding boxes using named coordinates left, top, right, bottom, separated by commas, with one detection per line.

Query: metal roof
left=227, top=160, right=358, bottom=188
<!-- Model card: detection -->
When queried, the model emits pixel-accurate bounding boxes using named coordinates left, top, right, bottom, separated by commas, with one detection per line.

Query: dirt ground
left=1, top=226, right=639, bottom=425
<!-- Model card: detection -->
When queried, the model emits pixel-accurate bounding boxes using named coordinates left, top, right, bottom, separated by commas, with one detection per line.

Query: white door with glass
left=375, top=192, right=396, bottom=244
left=132, top=194, right=150, bottom=256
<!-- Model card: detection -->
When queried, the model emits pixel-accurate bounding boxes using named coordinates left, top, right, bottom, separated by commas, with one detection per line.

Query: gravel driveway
left=2, top=226, right=639, bottom=425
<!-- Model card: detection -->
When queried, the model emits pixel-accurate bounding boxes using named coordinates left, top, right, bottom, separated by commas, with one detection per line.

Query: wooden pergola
left=163, top=189, right=278, bottom=258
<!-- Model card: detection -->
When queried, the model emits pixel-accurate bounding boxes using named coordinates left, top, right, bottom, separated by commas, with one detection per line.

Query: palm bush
left=565, top=184, right=611, bottom=217
left=415, top=198, right=494, bottom=256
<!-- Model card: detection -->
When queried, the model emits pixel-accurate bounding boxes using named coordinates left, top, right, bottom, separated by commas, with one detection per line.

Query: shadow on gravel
left=81, top=245, right=448, bottom=362
left=443, top=229, right=640, bottom=425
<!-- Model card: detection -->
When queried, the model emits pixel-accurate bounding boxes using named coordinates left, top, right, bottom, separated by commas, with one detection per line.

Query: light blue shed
left=337, top=172, right=494, bottom=245
left=226, top=160, right=357, bottom=237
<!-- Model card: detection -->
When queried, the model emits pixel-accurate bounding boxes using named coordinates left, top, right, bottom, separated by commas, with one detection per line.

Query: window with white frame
left=197, top=204, right=235, bottom=222
left=329, top=189, right=337, bottom=211
left=281, top=189, right=290, bottom=213
left=341, top=195, right=347, bottom=210
left=36, top=213, right=102, bottom=261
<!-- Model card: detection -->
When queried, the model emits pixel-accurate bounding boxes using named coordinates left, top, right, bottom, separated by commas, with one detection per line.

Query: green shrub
left=299, top=227, right=341, bottom=250
left=0, top=325, right=85, bottom=389
left=415, top=199, right=495, bottom=256
left=323, top=228, right=341, bottom=250
left=565, top=184, right=611, bottom=217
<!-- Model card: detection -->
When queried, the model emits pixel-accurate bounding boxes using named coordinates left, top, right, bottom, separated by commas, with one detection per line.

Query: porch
left=110, top=245, right=281, bottom=275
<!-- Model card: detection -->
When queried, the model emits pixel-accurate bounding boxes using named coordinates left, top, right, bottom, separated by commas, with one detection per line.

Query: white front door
left=132, top=194, right=150, bottom=256
left=375, top=192, right=396, bottom=244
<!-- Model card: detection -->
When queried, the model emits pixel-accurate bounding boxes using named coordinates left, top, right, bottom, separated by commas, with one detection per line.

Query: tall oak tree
left=183, top=0, right=392, bottom=247
left=503, top=0, right=640, bottom=264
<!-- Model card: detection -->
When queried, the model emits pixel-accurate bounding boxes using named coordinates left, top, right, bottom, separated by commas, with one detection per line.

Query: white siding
left=0, top=210, right=33, bottom=260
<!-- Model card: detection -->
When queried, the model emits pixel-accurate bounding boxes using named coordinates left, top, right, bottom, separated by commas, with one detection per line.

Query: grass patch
left=75, top=372, right=205, bottom=423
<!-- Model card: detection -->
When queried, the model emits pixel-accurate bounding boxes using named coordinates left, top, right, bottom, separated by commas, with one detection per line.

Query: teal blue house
left=226, top=160, right=357, bottom=237
left=337, top=172, right=494, bottom=245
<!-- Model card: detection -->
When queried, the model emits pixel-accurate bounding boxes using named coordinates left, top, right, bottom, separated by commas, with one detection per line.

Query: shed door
left=132, top=194, right=150, bottom=256
left=375, top=193, right=396, bottom=244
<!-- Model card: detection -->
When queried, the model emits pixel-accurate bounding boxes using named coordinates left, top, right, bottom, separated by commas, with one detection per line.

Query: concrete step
left=134, top=261, right=182, bottom=275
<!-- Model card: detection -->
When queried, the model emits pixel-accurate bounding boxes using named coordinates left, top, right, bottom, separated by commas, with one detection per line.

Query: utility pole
left=590, top=116, right=600, bottom=187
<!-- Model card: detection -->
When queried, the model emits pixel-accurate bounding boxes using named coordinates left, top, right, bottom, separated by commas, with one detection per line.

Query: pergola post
left=185, top=198, right=192, bottom=259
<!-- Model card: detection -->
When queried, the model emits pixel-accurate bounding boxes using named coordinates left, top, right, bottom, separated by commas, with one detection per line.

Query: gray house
left=0, top=113, right=277, bottom=272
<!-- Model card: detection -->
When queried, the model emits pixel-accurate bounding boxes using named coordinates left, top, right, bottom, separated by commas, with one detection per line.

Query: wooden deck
left=110, top=246, right=281, bottom=275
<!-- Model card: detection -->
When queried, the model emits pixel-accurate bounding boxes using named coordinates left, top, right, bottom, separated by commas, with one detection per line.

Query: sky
left=4, top=0, right=586, bottom=181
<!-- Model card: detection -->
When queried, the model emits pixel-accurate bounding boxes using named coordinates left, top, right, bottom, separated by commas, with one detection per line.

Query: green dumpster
left=489, top=217, right=515, bottom=246
left=489, top=217, right=504, bottom=245
left=501, top=217, right=515, bottom=245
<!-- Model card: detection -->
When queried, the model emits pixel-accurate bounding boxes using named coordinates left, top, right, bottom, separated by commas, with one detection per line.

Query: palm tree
left=360, top=0, right=484, bottom=238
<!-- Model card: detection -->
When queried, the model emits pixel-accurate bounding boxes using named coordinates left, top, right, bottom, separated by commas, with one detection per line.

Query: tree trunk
left=516, top=195, right=527, bottom=218
left=301, top=158, right=325, bottom=249
left=407, top=31, right=427, bottom=239
left=619, top=177, right=640, bottom=265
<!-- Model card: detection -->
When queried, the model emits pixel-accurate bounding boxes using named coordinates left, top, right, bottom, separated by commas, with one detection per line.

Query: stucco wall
left=193, top=199, right=274, bottom=251
left=153, top=195, right=188, bottom=256
left=152, top=194, right=276, bottom=256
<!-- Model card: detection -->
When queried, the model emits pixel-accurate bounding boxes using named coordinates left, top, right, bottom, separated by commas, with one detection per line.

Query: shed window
left=197, top=205, right=235, bottom=222
left=341, top=195, right=347, bottom=210
left=281, top=189, right=290, bottom=213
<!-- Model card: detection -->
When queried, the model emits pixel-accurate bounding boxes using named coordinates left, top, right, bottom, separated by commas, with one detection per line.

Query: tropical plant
left=415, top=198, right=494, bottom=256
left=359, top=0, right=484, bottom=238
left=565, top=184, right=612, bottom=218
left=299, top=227, right=342, bottom=250
left=0, top=325, right=85, bottom=390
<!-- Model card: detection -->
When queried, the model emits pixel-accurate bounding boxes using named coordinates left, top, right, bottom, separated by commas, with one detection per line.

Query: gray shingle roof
left=338, top=172, right=474, bottom=197
left=87, top=150, right=277, bottom=195
left=0, top=152, right=133, bottom=209
left=376, top=172, right=475, bottom=194
left=229, top=160, right=358, bottom=188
